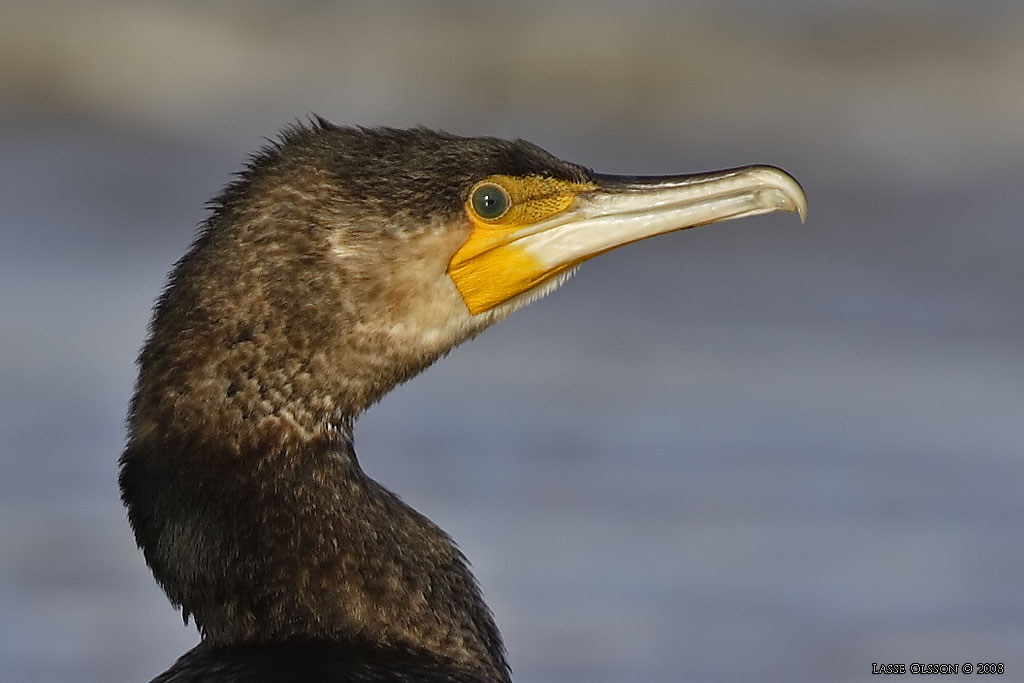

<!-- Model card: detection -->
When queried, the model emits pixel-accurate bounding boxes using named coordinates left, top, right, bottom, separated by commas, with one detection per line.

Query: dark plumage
left=121, top=122, right=573, bottom=683
left=121, top=119, right=805, bottom=682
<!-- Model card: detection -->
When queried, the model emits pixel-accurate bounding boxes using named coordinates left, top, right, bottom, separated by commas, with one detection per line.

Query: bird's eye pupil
left=471, top=183, right=509, bottom=220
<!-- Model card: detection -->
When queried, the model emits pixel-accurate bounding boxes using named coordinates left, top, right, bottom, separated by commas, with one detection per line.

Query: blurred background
left=2, top=1, right=1022, bottom=681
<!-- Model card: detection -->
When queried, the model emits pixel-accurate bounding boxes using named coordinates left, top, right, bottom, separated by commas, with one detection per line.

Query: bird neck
left=120, top=423, right=509, bottom=682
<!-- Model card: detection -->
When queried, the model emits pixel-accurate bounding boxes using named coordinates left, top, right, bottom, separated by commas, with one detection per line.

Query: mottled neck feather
left=118, top=127, right=511, bottom=680
left=120, top=423, right=510, bottom=681
left=118, top=123, right=591, bottom=682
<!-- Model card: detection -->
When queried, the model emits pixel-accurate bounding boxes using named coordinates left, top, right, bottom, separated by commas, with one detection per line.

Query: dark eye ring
left=470, top=183, right=510, bottom=220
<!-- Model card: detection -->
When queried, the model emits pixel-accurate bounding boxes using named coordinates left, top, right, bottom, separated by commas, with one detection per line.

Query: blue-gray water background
left=2, top=2, right=1023, bottom=681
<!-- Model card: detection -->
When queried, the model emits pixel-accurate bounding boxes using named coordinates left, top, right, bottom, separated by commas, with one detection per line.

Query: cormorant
left=119, top=120, right=806, bottom=682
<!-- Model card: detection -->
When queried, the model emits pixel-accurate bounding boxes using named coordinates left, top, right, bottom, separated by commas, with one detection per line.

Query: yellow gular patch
left=447, top=175, right=594, bottom=315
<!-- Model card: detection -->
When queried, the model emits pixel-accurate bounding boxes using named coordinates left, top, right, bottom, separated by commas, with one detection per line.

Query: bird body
left=120, top=120, right=805, bottom=681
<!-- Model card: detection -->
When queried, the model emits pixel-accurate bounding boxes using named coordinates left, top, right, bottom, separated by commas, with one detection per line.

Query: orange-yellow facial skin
left=447, top=174, right=594, bottom=315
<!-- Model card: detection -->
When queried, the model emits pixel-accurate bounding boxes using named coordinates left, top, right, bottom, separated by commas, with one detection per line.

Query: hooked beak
left=513, top=165, right=806, bottom=273
left=448, top=165, right=806, bottom=315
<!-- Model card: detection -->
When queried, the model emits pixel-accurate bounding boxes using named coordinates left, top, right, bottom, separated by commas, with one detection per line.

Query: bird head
left=128, top=121, right=805, bottom=454
left=121, top=120, right=806, bottom=654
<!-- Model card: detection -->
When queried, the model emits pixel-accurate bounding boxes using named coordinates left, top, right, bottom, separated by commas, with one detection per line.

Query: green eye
left=471, top=183, right=510, bottom=220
